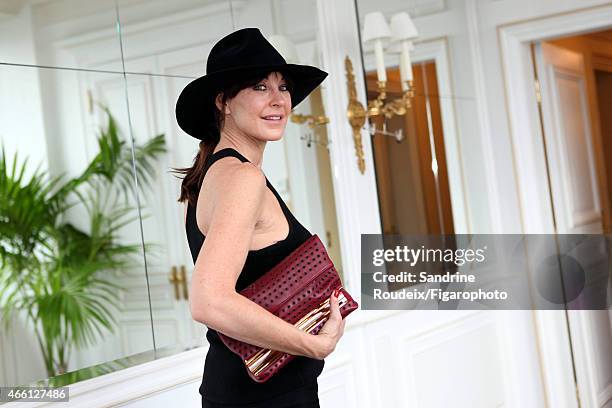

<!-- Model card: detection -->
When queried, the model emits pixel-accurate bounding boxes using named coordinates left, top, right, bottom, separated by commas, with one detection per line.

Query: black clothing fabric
left=185, top=147, right=325, bottom=405
left=202, top=382, right=320, bottom=408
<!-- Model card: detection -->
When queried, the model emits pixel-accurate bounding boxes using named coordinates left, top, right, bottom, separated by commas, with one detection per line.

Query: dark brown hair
left=172, top=70, right=294, bottom=207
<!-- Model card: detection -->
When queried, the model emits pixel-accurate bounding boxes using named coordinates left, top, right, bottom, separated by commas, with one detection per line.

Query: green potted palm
left=0, top=107, right=166, bottom=378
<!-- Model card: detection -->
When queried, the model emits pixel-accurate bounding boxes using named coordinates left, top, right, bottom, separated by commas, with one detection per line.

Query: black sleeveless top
left=185, top=148, right=325, bottom=404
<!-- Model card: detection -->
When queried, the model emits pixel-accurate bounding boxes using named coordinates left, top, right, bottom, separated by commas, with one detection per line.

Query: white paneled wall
left=6, top=311, right=519, bottom=408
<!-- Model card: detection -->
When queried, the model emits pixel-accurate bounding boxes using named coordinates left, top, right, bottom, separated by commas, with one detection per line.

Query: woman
left=174, top=28, right=346, bottom=407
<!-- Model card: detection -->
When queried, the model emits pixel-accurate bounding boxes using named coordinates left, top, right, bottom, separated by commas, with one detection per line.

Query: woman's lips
left=261, top=115, right=284, bottom=125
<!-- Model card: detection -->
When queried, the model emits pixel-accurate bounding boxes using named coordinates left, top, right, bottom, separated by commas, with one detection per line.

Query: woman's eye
left=254, top=83, right=288, bottom=91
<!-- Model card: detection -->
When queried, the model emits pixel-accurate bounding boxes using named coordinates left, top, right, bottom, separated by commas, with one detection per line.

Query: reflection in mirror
left=368, top=62, right=465, bottom=288
left=355, top=1, right=477, bottom=290
left=0, top=0, right=123, bottom=72
left=0, top=65, right=163, bottom=387
left=367, top=63, right=454, bottom=235
left=114, top=0, right=344, bottom=353
left=122, top=71, right=202, bottom=351
left=356, top=1, right=474, bottom=238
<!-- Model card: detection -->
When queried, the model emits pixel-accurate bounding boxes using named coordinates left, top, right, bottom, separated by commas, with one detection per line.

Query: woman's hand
left=309, top=288, right=346, bottom=360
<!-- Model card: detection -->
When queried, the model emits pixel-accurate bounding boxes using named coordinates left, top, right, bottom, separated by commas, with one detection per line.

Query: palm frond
left=0, top=104, right=167, bottom=376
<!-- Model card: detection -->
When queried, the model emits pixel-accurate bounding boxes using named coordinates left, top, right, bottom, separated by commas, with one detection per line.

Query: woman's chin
left=260, top=129, right=285, bottom=141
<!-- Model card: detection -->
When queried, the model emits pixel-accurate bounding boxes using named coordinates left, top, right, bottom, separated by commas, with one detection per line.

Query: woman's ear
left=214, top=93, right=224, bottom=111
left=215, top=93, right=231, bottom=115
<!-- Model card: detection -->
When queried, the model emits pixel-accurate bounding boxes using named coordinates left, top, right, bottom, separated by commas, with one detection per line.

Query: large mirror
left=0, top=63, right=161, bottom=387
left=0, top=0, right=124, bottom=72
left=354, top=0, right=485, bottom=293
left=1, top=0, right=343, bottom=387
left=355, top=0, right=479, bottom=237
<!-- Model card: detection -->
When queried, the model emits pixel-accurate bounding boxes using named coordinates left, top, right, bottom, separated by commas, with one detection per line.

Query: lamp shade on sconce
left=363, top=12, right=392, bottom=83
left=362, top=11, right=392, bottom=43
left=390, top=12, right=418, bottom=41
left=389, top=12, right=418, bottom=89
left=267, top=34, right=299, bottom=63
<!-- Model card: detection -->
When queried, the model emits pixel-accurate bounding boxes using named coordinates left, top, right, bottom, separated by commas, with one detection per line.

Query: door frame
left=499, top=4, right=612, bottom=407
left=316, top=0, right=383, bottom=299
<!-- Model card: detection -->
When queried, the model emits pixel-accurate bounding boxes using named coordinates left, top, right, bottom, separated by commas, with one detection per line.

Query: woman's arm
left=188, top=161, right=331, bottom=359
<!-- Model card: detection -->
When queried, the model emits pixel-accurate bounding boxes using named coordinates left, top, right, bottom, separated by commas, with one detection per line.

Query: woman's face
left=221, top=71, right=292, bottom=141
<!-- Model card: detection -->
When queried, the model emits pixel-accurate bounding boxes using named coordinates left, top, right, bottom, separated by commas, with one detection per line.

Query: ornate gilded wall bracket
left=345, top=56, right=414, bottom=174
left=345, top=56, right=367, bottom=174
left=290, top=113, right=330, bottom=128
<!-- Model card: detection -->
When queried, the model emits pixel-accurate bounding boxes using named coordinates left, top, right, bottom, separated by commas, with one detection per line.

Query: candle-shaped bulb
left=374, top=39, right=387, bottom=83
left=399, top=52, right=408, bottom=92
left=400, top=40, right=413, bottom=86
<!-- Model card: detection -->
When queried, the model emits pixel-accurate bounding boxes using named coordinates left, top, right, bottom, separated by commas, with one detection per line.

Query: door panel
left=536, top=41, right=612, bottom=408
left=538, top=42, right=602, bottom=234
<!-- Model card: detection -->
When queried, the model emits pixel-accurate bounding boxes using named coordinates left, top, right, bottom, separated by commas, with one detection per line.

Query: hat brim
left=175, top=63, right=328, bottom=140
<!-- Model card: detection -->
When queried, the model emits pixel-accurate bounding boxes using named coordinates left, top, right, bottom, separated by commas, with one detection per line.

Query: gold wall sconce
left=289, top=113, right=331, bottom=149
left=267, top=33, right=331, bottom=142
left=346, top=11, right=418, bottom=174
left=290, top=113, right=330, bottom=128
left=345, top=56, right=414, bottom=174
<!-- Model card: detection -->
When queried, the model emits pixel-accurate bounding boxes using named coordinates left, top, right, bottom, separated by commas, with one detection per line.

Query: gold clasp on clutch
left=244, top=289, right=349, bottom=377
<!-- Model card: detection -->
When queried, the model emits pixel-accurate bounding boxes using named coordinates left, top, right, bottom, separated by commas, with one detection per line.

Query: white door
left=122, top=50, right=205, bottom=351
left=536, top=41, right=612, bottom=408
left=86, top=53, right=201, bottom=354
left=75, top=66, right=163, bottom=364
left=536, top=42, right=603, bottom=234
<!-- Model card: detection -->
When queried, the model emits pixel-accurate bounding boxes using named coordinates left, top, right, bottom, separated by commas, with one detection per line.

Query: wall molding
left=52, top=1, right=243, bottom=49
left=464, top=0, right=501, bottom=233
left=316, top=0, right=383, bottom=298
left=3, top=347, right=207, bottom=408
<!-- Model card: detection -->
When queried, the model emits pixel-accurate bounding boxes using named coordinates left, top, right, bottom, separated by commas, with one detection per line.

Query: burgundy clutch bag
left=217, top=234, right=358, bottom=383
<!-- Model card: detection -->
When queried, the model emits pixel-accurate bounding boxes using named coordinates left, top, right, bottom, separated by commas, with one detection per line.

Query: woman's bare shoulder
left=195, top=158, right=267, bottom=229
left=204, top=158, right=266, bottom=200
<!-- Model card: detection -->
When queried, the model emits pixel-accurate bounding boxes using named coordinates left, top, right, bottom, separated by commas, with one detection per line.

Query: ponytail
left=172, top=135, right=220, bottom=207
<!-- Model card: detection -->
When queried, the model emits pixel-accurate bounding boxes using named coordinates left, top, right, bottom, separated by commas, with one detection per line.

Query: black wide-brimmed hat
left=175, top=27, right=328, bottom=140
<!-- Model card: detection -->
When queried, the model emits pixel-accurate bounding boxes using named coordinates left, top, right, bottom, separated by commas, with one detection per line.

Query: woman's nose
left=269, top=89, right=286, bottom=107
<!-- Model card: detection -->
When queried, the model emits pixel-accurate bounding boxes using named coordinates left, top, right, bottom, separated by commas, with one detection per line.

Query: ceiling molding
left=357, top=0, right=447, bottom=19
left=0, top=0, right=27, bottom=16
left=53, top=1, right=246, bottom=50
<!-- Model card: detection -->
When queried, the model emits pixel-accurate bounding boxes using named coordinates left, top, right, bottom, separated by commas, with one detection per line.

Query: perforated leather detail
left=217, top=234, right=358, bottom=383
